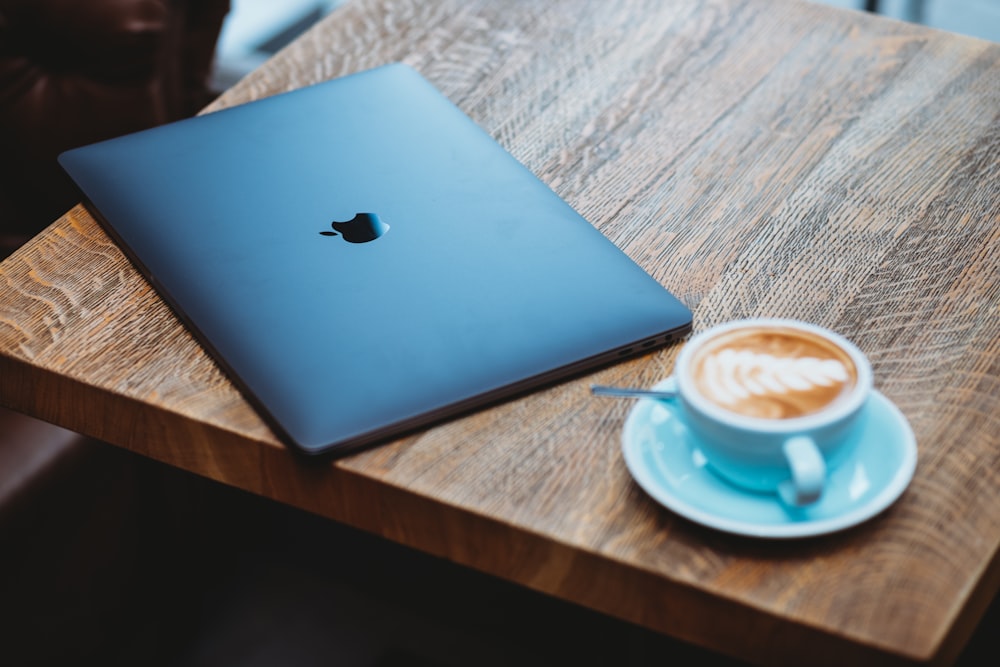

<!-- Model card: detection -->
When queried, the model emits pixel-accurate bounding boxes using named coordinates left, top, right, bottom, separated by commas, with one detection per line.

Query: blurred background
left=211, top=0, right=343, bottom=90
left=211, top=0, right=1000, bottom=93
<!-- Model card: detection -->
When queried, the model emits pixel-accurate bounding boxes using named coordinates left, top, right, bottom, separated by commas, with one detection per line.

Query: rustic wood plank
left=2, top=1, right=999, bottom=664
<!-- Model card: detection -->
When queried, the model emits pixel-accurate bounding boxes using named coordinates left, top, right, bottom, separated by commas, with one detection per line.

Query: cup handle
left=777, top=436, right=826, bottom=507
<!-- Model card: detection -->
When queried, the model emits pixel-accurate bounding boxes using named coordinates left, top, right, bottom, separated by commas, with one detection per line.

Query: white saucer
left=621, top=381, right=917, bottom=539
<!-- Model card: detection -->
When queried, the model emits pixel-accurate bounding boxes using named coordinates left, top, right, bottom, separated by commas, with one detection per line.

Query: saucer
left=621, top=380, right=917, bottom=539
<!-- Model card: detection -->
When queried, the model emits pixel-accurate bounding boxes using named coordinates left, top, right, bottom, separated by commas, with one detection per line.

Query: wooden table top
left=2, top=0, right=998, bottom=664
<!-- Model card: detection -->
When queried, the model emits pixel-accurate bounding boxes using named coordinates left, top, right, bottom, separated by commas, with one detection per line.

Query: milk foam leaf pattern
left=706, top=349, right=849, bottom=406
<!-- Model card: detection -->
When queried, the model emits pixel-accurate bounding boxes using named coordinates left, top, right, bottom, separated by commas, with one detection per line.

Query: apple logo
left=320, top=213, right=390, bottom=243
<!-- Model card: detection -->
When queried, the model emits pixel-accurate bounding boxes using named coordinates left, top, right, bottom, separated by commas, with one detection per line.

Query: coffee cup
left=672, top=319, right=872, bottom=506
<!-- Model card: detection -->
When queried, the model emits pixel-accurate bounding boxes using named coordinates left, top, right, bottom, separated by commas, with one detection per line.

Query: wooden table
left=2, top=0, right=998, bottom=664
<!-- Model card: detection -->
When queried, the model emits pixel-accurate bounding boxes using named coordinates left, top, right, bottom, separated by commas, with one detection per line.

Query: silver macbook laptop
left=59, top=63, right=692, bottom=456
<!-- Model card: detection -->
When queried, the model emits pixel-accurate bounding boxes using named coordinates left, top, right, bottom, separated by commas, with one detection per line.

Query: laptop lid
left=59, top=63, right=692, bottom=456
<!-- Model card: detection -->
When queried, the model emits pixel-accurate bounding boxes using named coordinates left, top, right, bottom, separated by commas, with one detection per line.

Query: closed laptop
left=59, top=63, right=692, bottom=456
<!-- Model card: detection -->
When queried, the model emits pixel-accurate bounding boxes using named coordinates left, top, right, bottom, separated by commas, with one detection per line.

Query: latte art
left=702, top=348, right=849, bottom=412
left=689, top=327, right=858, bottom=419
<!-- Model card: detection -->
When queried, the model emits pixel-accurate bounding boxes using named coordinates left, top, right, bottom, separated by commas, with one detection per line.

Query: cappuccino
left=688, top=326, right=857, bottom=419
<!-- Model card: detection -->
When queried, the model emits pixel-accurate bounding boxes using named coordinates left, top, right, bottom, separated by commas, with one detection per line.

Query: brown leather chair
left=0, top=0, right=230, bottom=254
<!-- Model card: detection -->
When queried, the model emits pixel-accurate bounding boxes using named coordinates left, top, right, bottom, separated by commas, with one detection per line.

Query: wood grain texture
left=2, top=0, right=999, bottom=664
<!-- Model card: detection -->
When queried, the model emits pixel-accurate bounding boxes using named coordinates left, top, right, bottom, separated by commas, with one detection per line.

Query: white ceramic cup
left=672, top=319, right=873, bottom=506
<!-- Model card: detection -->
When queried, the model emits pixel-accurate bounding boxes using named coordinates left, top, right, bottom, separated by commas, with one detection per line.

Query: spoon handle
left=589, top=384, right=677, bottom=400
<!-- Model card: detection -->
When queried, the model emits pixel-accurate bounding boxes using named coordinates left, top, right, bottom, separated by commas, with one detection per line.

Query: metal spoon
left=589, top=384, right=677, bottom=400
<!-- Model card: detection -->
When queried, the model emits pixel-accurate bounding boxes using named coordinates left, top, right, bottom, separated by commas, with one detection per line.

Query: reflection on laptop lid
left=59, top=63, right=692, bottom=456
